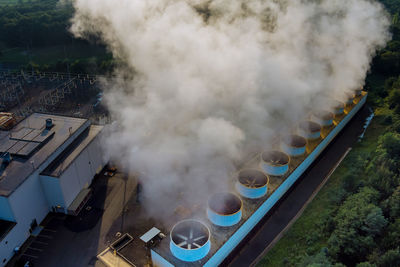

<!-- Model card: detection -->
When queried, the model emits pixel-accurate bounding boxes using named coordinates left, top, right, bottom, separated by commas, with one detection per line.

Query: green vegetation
left=258, top=1, right=400, bottom=266
left=0, top=0, right=112, bottom=73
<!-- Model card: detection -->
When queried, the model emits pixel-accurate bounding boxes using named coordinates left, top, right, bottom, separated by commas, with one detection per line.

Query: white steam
left=70, top=0, right=390, bottom=220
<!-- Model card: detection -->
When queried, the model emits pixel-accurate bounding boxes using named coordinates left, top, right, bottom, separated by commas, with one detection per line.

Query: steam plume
left=69, top=0, right=390, bottom=220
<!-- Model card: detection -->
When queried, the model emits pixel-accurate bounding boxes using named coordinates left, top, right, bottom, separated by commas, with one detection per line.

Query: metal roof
left=0, top=113, right=89, bottom=197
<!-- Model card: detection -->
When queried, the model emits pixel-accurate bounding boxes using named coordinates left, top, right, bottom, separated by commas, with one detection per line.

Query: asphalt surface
left=226, top=104, right=371, bottom=267
left=8, top=172, right=136, bottom=267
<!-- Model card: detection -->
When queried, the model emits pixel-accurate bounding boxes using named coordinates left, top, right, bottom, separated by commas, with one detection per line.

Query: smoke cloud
left=69, top=0, right=390, bottom=220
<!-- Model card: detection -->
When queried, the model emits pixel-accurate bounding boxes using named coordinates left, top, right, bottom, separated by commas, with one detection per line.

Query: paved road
left=226, top=104, right=371, bottom=267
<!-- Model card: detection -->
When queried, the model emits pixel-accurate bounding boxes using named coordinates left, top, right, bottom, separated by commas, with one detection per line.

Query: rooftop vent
left=45, top=118, right=53, bottom=129
left=261, top=150, right=290, bottom=176
left=282, top=135, right=307, bottom=157
left=207, top=192, right=242, bottom=227
left=236, top=169, right=269, bottom=199
left=170, top=219, right=211, bottom=262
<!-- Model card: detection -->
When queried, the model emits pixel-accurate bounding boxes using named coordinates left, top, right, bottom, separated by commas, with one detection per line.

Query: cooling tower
left=332, top=100, right=345, bottom=115
left=236, top=169, right=269, bottom=199
left=312, top=110, right=334, bottom=127
left=260, top=150, right=290, bottom=176
left=298, top=121, right=321, bottom=140
left=207, top=192, right=242, bottom=227
left=170, top=219, right=211, bottom=262
left=281, top=135, right=307, bottom=157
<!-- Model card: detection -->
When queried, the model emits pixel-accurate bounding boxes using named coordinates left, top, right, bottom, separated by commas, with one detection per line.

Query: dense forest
left=0, top=0, right=73, bottom=47
left=0, top=0, right=112, bottom=73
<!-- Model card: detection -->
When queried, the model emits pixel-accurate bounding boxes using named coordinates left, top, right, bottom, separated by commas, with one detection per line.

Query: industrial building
left=0, top=113, right=106, bottom=265
left=148, top=91, right=367, bottom=267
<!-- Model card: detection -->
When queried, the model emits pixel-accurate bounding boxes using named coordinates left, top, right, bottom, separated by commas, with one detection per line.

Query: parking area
left=18, top=216, right=64, bottom=266
left=9, top=171, right=137, bottom=267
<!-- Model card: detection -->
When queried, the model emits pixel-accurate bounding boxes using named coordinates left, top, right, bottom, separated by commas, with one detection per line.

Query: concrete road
left=226, top=105, right=371, bottom=267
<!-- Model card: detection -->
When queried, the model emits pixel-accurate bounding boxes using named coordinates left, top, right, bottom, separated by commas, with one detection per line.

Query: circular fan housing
left=170, top=219, right=211, bottom=262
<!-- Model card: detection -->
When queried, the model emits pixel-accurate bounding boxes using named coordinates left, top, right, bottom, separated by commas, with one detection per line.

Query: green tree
left=377, top=248, right=400, bottom=267
left=328, top=188, right=387, bottom=264
left=381, top=219, right=400, bottom=250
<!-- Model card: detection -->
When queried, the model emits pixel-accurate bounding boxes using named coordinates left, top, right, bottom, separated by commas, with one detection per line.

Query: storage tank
left=281, top=135, right=307, bottom=156
left=260, top=150, right=289, bottom=176
left=207, top=192, right=242, bottom=227
left=311, top=110, right=334, bottom=127
left=170, top=219, right=211, bottom=262
left=298, top=121, right=321, bottom=140
left=236, top=169, right=269, bottom=199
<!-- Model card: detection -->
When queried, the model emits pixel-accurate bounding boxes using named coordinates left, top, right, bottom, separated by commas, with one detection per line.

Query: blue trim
left=261, top=162, right=288, bottom=176
left=151, top=249, right=175, bottom=267
left=203, top=94, right=367, bottom=267
left=298, top=129, right=320, bottom=140
left=281, top=143, right=306, bottom=156
left=170, top=239, right=211, bottom=262
left=207, top=208, right=242, bottom=227
left=236, top=182, right=268, bottom=199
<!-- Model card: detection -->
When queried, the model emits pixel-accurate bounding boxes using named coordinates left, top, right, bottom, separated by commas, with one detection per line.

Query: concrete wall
left=0, top=173, right=48, bottom=264
left=0, top=196, right=15, bottom=222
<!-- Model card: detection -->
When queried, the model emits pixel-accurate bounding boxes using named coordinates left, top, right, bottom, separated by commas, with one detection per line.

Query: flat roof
left=41, top=125, right=103, bottom=177
left=0, top=113, right=89, bottom=197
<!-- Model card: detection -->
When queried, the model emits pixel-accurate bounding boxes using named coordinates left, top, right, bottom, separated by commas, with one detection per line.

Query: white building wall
left=59, top=163, right=81, bottom=208
left=39, top=175, right=66, bottom=209
left=74, top=149, right=92, bottom=189
left=0, top=196, right=15, bottom=221
left=59, top=136, right=106, bottom=209
left=87, top=137, right=105, bottom=175
left=1, top=173, right=48, bottom=264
